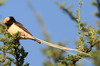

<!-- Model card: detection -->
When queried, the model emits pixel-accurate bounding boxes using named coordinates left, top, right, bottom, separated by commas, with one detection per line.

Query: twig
left=61, top=8, right=78, bottom=23
left=96, top=0, right=100, bottom=19
left=14, top=47, right=20, bottom=66
left=25, top=0, right=51, bottom=42
left=14, top=40, right=20, bottom=66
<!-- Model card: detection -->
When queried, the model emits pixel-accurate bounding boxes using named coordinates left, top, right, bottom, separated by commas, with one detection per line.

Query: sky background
left=0, top=0, right=98, bottom=66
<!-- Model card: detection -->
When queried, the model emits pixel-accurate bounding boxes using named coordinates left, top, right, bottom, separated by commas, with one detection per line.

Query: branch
left=25, top=0, right=51, bottom=42
left=61, top=7, right=78, bottom=23
left=96, top=0, right=100, bottom=19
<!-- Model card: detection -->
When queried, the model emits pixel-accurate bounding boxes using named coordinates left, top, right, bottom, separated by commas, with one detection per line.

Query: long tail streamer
left=37, top=38, right=91, bottom=57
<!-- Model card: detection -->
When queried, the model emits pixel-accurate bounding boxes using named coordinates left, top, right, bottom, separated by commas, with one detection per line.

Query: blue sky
left=0, top=0, right=97, bottom=66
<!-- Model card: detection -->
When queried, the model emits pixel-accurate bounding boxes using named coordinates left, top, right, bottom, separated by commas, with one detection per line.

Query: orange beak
left=3, top=17, right=10, bottom=24
left=4, top=21, right=8, bottom=24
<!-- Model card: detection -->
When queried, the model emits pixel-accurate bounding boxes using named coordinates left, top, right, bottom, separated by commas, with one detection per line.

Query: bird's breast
left=7, top=23, right=34, bottom=39
left=8, top=23, right=24, bottom=35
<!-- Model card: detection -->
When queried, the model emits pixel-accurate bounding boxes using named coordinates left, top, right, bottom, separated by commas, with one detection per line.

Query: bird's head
left=3, top=16, right=16, bottom=26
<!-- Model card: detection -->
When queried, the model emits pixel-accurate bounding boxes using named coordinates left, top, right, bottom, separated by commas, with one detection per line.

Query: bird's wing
left=15, top=21, right=33, bottom=36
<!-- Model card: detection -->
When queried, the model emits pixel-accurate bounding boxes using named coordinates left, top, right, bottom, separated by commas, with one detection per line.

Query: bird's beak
left=3, top=21, right=8, bottom=24
left=3, top=17, right=10, bottom=24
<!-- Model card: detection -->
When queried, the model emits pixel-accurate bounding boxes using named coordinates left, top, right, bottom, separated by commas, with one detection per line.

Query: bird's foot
left=20, top=32, right=26, bottom=39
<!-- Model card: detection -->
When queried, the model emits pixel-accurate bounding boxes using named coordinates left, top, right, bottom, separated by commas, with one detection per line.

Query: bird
left=3, top=16, right=41, bottom=43
left=3, top=16, right=85, bottom=54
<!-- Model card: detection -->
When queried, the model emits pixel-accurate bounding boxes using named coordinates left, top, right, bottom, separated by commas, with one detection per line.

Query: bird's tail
left=30, top=37, right=91, bottom=56
left=35, top=38, right=91, bottom=56
left=36, top=38, right=81, bottom=52
left=30, top=38, right=41, bottom=44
